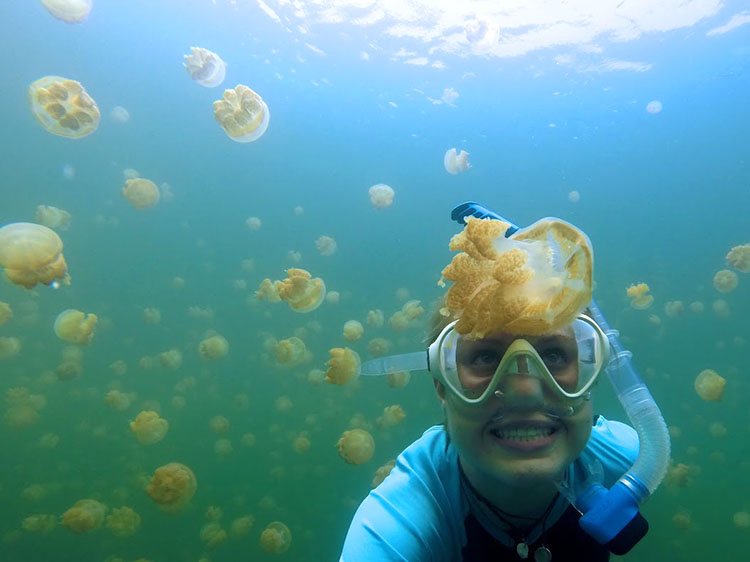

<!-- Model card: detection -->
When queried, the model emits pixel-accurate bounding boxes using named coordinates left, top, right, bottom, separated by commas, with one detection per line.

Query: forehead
left=459, top=324, right=575, bottom=346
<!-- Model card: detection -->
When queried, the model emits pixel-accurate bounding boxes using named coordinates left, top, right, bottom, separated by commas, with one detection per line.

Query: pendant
left=516, top=541, right=529, bottom=559
left=534, top=545, right=552, bottom=562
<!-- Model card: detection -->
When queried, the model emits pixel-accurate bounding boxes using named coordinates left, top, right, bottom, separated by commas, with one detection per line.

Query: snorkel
left=450, top=201, right=670, bottom=554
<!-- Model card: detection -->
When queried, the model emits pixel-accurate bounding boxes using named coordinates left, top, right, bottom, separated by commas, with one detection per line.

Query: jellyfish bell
left=184, top=47, right=227, bottom=88
left=28, top=76, right=100, bottom=138
left=41, top=0, right=92, bottom=23
left=444, top=148, right=470, bottom=174
left=646, top=100, right=662, bottom=114
left=0, top=222, right=69, bottom=289
left=213, top=84, right=270, bottom=142
left=109, top=105, right=130, bottom=123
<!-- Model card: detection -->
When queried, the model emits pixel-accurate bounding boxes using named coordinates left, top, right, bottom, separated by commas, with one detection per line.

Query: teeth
left=492, top=427, right=554, bottom=441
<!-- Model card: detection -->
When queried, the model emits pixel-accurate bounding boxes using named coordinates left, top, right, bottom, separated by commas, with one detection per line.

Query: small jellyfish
left=246, top=216, right=262, bottom=230
left=368, top=337, right=390, bottom=357
left=184, top=47, right=226, bottom=88
left=200, top=522, right=228, bottom=549
left=671, top=511, right=691, bottom=530
left=0, top=302, right=12, bottom=326
left=275, top=337, right=307, bottom=365
left=377, top=405, right=406, bottom=428
left=337, top=428, right=375, bottom=464
left=129, top=410, right=168, bottom=445
left=366, top=309, right=384, bottom=328
left=277, top=268, right=326, bottom=313
left=389, top=311, right=409, bottom=332
left=646, top=100, right=662, bottom=114
left=61, top=499, right=107, bottom=534
left=35, top=205, right=72, bottom=230
left=292, top=434, right=311, bottom=453
left=369, top=183, right=395, bottom=209
left=326, top=290, right=340, bottom=304
left=664, top=300, right=684, bottom=318
left=53, top=309, right=98, bottom=344
left=315, top=235, right=337, bottom=256
left=372, top=459, right=396, bottom=487
left=386, top=370, right=410, bottom=388
left=142, top=307, right=161, bottom=325
left=713, top=269, right=738, bottom=293
left=106, top=506, right=141, bottom=537
left=41, top=0, right=92, bottom=23
left=694, top=369, right=725, bottom=401
left=712, top=299, right=730, bottom=318
left=626, top=283, right=653, bottom=310
left=0, top=222, right=69, bottom=289
left=733, top=511, right=750, bottom=529
left=568, top=190, right=581, bottom=203
left=325, top=347, right=360, bottom=385
left=230, top=515, right=255, bottom=537
left=22, top=514, right=57, bottom=533
left=342, top=320, right=364, bottom=342
left=726, top=243, right=750, bottom=272
left=307, top=368, right=326, bottom=385
left=214, top=438, right=233, bottom=456
left=104, top=389, right=134, bottom=411
left=146, top=462, right=197, bottom=513
left=122, top=178, right=160, bottom=209
left=110, top=105, right=130, bottom=123
left=214, top=84, right=270, bottom=142
left=158, top=349, right=183, bottom=370
left=28, top=76, right=99, bottom=138
left=209, top=415, right=230, bottom=435
left=259, top=521, right=292, bottom=554
left=443, top=148, right=470, bottom=174
left=199, top=334, right=229, bottom=359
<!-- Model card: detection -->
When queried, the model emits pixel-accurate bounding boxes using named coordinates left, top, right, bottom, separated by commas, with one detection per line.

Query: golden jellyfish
left=713, top=269, right=738, bottom=293
left=369, top=183, right=395, bottom=209
left=275, top=337, right=307, bottom=365
left=389, top=311, right=409, bottom=332
left=307, top=368, right=326, bottom=385
left=105, top=389, right=134, bottom=411
left=200, top=522, right=228, bottom=549
left=256, top=278, right=281, bottom=302
left=41, top=0, right=92, bottom=23
left=342, top=320, right=364, bottom=342
left=315, top=235, right=337, bottom=256
left=689, top=301, right=705, bottom=314
left=28, top=76, right=99, bottom=138
left=214, top=438, right=233, bottom=456
left=241, top=432, right=256, bottom=448
left=246, top=216, right=262, bottom=230
left=275, top=395, right=293, bottom=412
left=61, top=499, right=107, bottom=534
left=372, top=459, right=397, bottom=487
left=326, top=290, right=340, bottom=304
left=230, top=515, right=255, bottom=537
left=733, top=511, right=750, bottom=529
left=199, top=334, right=229, bottom=359
left=337, top=429, right=375, bottom=464
left=0, top=302, right=11, bottom=326
left=726, top=243, right=750, bottom=272
left=368, top=337, right=390, bottom=357
left=402, top=300, right=425, bottom=320
left=0, top=222, right=69, bottom=289
left=259, top=521, right=292, bottom=554
left=325, top=347, right=360, bottom=385
left=35, top=205, right=71, bottom=230
left=293, top=434, right=311, bottom=453
left=53, top=309, right=98, bottom=344
left=209, top=415, right=230, bottom=435
left=672, top=511, right=692, bottom=530
left=213, top=84, right=270, bottom=142
left=444, top=148, right=471, bottom=174
left=709, top=421, right=727, bottom=438
left=142, top=307, right=161, bottom=324
left=440, top=217, right=593, bottom=337
left=387, top=370, right=411, bottom=388
left=183, top=47, right=226, bottom=88
left=0, top=336, right=21, bottom=359
left=377, top=405, right=406, bottom=428
left=712, top=299, right=730, bottom=318
left=122, top=178, right=160, bottom=209
left=694, top=369, right=725, bottom=401
left=626, top=283, right=654, bottom=310
left=277, top=268, right=326, bottom=313
left=158, top=349, right=183, bottom=370
left=146, top=462, right=197, bottom=513
left=664, top=300, right=684, bottom=318
left=106, top=506, right=141, bottom=537
left=366, top=309, right=384, bottom=328
left=129, top=410, right=168, bottom=445
left=22, top=514, right=57, bottom=534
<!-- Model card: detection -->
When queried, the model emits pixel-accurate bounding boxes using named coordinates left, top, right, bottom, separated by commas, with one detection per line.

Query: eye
left=467, top=350, right=501, bottom=372
left=540, top=348, right=569, bottom=370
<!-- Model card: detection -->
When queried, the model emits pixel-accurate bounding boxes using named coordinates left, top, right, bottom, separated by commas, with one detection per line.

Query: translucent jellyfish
left=713, top=269, right=738, bottom=293
left=395, top=287, right=410, bottom=301
left=568, top=190, right=580, bottom=203
left=275, top=395, right=293, bottom=412
left=287, top=249, right=302, bottom=263
left=733, top=511, right=750, bottom=529
left=230, top=515, right=255, bottom=537
left=110, top=105, right=130, bottom=123
left=293, top=434, right=311, bottom=453
left=326, top=290, right=340, bottom=304
left=377, top=405, right=406, bottom=428
left=387, top=370, right=410, bottom=388
left=0, top=302, right=12, bottom=327
left=61, top=499, right=107, bottom=534
left=35, top=205, right=71, bottom=230
left=246, top=216, right=262, bottom=231
left=337, top=428, right=375, bottom=464
left=646, top=100, right=663, bottom=114
left=277, top=268, right=326, bottom=313
left=105, top=389, right=134, bottom=411
left=372, top=459, right=396, bottom=487
left=342, top=320, right=364, bottom=342
left=158, top=349, right=183, bottom=370
left=173, top=275, right=185, bottom=289
left=0, top=336, right=20, bottom=360
left=62, top=164, right=75, bottom=179
left=368, top=337, right=390, bottom=357
left=106, top=506, right=140, bottom=537
left=260, top=521, right=292, bottom=554
left=28, top=76, right=99, bottom=138
left=241, top=432, right=256, bottom=448
left=689, top=301, right=705, bottom=314
left=694, top=369, right=725, bottom=401
left=325, top=347, right=360, bottom=385
left=275, top=337, right=307, bottom=365
left=664, top=300, right=684, bottom=318
left=122, top=178, right=160, bottom=209
left=726, top=243, right=750, bottom=272
left=184, top=47, right=226, bottom=88
left=369, top=183, right=395, bottom=209
left=0, top=222, right=69, bottom=289
left=213, top=84, right=270, bottom=142
left=200, top=522, right=228, bottom=548
left=294, top=205, right=304, bottom=216
left=672, top=511, right=691, bottom=530
left=444, top=148, right=470, bottom=174
left=626, top=283, right=653, bottom=310
left=440, top=216, right=593, bottom=337
left=199, top=334, right=229, bottom=359
left=709, top=421, right=727, bottom=438
left=315, top=235, right=337, bottom=256
left=389, top=311, right=408, bottom=332
left=366, top=309, right=384, bottom=328
left=712, top=299, right=730, bottom=318
left=142, top=307, right=161, bottom=324
left=209, top=415, right=230, bottom=435
left=22, top=514, right=57, bottom=533
left=41, top=0, right=92, bottom=22
left=307, top=368, right=326, bottom=385
left=53, top=309, right=98, bottom=344
left=146, top=462, right=197, bottom=513
left=129, top=410, right=168, bottom=445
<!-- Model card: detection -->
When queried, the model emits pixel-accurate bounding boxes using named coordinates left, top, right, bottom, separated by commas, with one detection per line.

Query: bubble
left=40, top=0, right=92, bottom=22
left=129, top=410, right=168, bottom=445
left=694, top=369, right=725, bottom=401
left=713, top=269, right=738, bottom=293
left=214, top=84, right=270, bottom=142
left=444, top=148, right=470, bottom=174
left=184, top=47, right=226, bottom=88
left=568, top=190, right=580, bottom=203
left=260, top=521, right=292, bottom=554
left=0, top=222, right=69, bottom=289
left=369, top=183, right=395, bottom=209
left=110, top=105, right=130, bottom=123
left=53, top=309, right=98, bottom=344
left=122, top=178, right=160, bottom=209
left=646, top=100, right=663, bottom=114
left=337, top=429, right=375, bottom=464
left=146, top=462, right=197, bottom=513
left=28, top=76, right=99, bottom=138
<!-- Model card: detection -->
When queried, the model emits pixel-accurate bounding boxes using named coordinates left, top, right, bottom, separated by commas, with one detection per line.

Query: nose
left=493, top=363, right=544, bottom=399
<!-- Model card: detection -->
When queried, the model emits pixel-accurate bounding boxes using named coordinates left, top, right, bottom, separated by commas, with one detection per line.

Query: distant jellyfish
left=377, top=405, right=406, bottom=428
left=184, top=47, right=226, bottom=88
left=41, top=0, right=92, bottom=23
left=106, top=506, right=140, bottom=537
left=444, top=148, right=470, bottom=174
left=110, top=105, right=130, bottom=123
left=28, top=76, right=100, bottom=138
left=146, top=462, right=197, bottom=513
left=294, top=206, right=304, bottom=216
left=259, top=521, right=292, bottom=554
left=372, top=460, right=396, bottom=487
left=369, top=184, right=394, bottom=209
left=366, top=309, right=384, bottom=328
left=35, top=205, right=72, bottom=230
left=246, top=216, right=262, bottom=230
left=122, top=178, right=160, bottom=209
left=337, top=428, right=375, bottom=464
left=61, top=499, right=107, bottom=533
left=386, top=370, right=410, bottom=388
left=726, top=243, right=750, bottom=272
left=315, top=235, right=337, bottom=256
left=626, top=283, right=653, bottom=310
left=213, top=84, right=269, bottom=142
left=54, top=309, right=98, bottom=344
left=733, top=511, right=750, bottom=529
left=694, top=369, right=725, bottom=401
left=199, top=334, right=229, bottom=359
left=712, top=299, right=730, bottom=318
left=342, top=320, right=364, bottom=342
left=568, top=190, right=580, bottom=203
left=646, top=100, right=662, bottom=114
left=62, top=164, right=75, bottom=179
left=713, top=269, right=738, bottom=293
left=0, top=302, right=12, bottom=326
left=0, top=223, right=70, bottom=289
left=275, top=337, right=307, bottom=365
left=326, top=290, right=340, bottom=304
left=130, top=410, right=168, bottom=445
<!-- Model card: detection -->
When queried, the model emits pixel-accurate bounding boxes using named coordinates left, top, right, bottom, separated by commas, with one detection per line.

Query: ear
left=433, top=378, right=446, bottom=404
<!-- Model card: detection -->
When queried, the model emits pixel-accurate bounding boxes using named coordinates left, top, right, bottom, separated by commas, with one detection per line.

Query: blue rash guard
left=340, top=416, right=639, bottom=562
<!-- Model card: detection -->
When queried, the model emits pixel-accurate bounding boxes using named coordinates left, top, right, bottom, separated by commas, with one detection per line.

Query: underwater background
left=1, top=0, right=749, bottom=560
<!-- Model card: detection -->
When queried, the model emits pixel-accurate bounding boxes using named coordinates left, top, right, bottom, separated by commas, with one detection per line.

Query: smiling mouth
left=490, top=426, right=559, bottom=441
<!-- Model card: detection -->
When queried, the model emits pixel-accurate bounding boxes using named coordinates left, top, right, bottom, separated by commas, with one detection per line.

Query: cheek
left=566, top=405, right=593, bottom=453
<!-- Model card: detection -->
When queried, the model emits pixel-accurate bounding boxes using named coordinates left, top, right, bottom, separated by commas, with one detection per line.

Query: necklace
left=460, top=466, right=558, bottom=561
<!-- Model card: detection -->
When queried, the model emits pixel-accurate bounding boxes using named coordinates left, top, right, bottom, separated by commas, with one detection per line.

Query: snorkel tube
left=450, top=202, right=670, bottom=554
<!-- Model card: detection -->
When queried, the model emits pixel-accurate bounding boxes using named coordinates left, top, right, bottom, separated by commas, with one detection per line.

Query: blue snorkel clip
left=450, top=202, right=670, bottom=554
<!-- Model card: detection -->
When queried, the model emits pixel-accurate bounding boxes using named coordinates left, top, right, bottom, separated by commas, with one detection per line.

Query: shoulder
left=581, top=416, right=640, bottom=486
left=339, top=425, right=466, bottom=562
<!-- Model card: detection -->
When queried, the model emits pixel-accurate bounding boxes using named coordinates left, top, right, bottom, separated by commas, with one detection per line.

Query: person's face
left=436, top=326, right=593, bottom=486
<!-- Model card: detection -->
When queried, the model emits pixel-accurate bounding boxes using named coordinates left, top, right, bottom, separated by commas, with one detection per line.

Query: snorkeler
left=340, top=203, right=668, bottom=561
